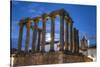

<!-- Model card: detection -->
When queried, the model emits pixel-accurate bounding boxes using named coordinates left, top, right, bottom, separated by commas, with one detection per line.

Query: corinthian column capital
left=69, top=18, right=73, bottom=25
left=19, top=19, right=25, bottom=27
left=33, top=17, right=40, bottom=23
left=42, top=13, right=48, bottom=22
left=50, top=13, right=56, bottom=19
left=25, top=18, right=31, bottom=28
left=65, top=16, right=69, bottom=23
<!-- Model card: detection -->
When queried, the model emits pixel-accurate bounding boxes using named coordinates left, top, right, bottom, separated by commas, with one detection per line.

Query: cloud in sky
left=46, top=33, right=60, bottom=41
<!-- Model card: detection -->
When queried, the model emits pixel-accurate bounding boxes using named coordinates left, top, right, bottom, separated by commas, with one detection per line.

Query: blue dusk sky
left=11, top=1, right=96, bottom=48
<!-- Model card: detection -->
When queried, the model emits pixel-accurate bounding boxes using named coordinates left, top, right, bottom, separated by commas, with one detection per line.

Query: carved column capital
left=69, top=18, right=73, bottom=25
left=33, top=17, right=40, bottom=23
left=65, top=16, right=69, bottom=23
left=42, top=13, right=48, bottom=22
left=19, top=19, right=25, bottom=27
left=25, top=18, right=31, bottom=28
left=49, top=13, right=56, bottom=19
left=59, top=9, right=66, bottom=17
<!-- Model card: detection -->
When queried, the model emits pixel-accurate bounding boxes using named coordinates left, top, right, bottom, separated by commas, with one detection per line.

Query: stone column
left=18, top=20, right=24, bottom=53
left=37, top=29, right=41, bottom=52
left=69, top=19, right=73, bottom=52
left=60, top=13, right=65, bottom=51
left=32, top=19, right=38, bottom=53
left=76, top=29, right=79, bottom=53
left=73, top=28, right=76, bottom=53
left=50, top=16, right=55, bottom=52
left=65, top=16, right=69, bottom=51
left=41, top=13, right=47, bottom=52
left=25, top=18, right=31, bottom=53
left=72, top=28, right=75, bottom=53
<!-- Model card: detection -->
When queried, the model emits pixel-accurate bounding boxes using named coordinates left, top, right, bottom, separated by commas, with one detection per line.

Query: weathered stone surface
left=12, top=52, right=92, bottom=66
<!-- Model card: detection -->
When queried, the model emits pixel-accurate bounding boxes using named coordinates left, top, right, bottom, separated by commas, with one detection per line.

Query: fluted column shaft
left=70, top=20, right=73, bottom=52
left=76, top=29, right=79, bottom=53
left=60, top=14, right=64, bottom=51
left=32, top=21, right=38, bottom=53
left=50, top=17, right=55, bottom=51
left=73, top=28, right=76, bottom=53
left=37, top=30, right=41, bottom=52
left=65, top=19, right=69, bottom=51
left=25, top=20, right=31, bottom=53
left=73, top=28, right=79, bottom=53
left=18, top=22, right=24, bottom=53
left=41, top=15, right=46, bottom=52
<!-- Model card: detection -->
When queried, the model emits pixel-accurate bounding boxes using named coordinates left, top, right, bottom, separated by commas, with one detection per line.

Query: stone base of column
left=40, top=50, right=45, bottom=53
left=37, top=50, right=40, bottom=53
left=32, top=51, right=36, bottom=54
left=50, top=49, right=55, bottom=52
left=59, top=49, right=64, bottom=51
left=63, top=50, right=73, bottom=54
left=11, top=51, right=93, bottom=66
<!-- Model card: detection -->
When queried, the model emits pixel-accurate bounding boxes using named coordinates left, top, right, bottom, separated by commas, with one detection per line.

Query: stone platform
left=11, top=51, right=93, bottom=66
